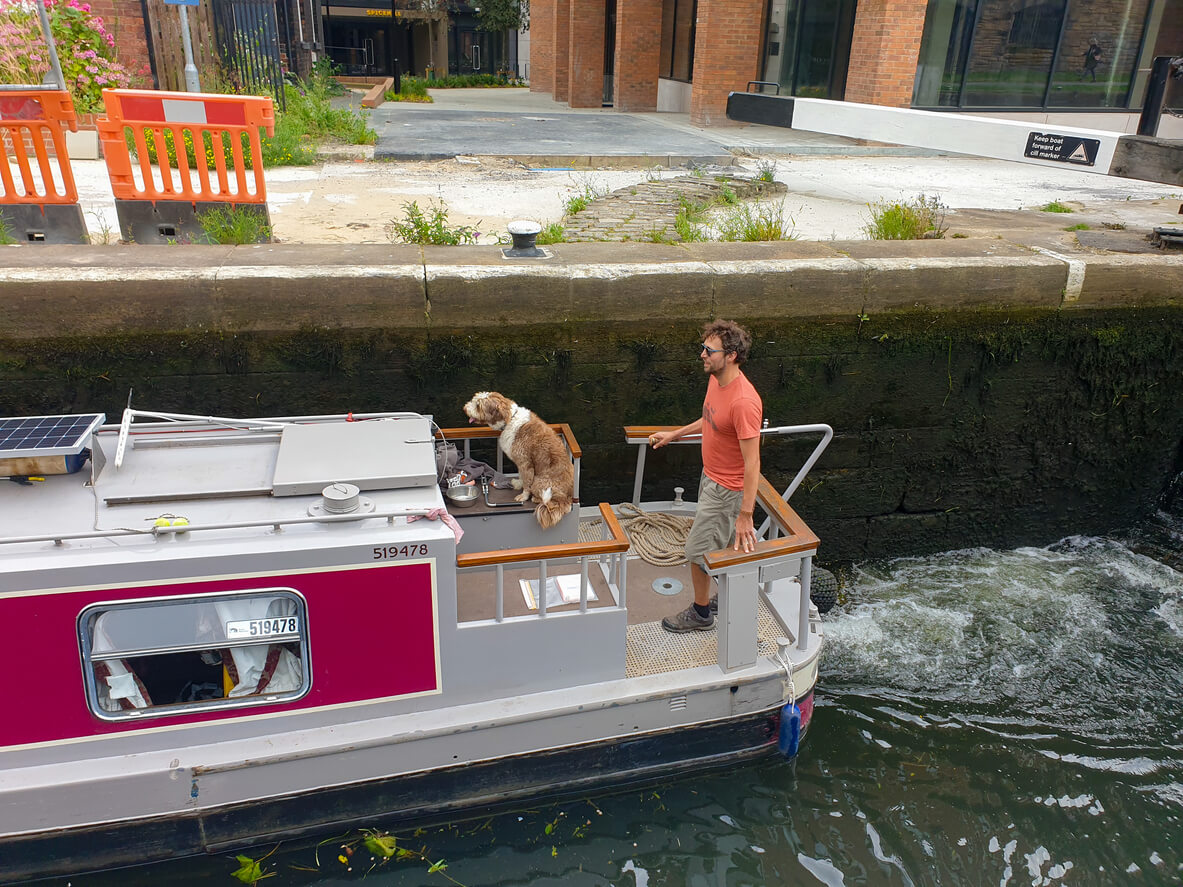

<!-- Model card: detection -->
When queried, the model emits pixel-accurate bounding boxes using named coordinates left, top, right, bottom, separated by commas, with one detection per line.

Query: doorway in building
left=603, top=0, right=617, bottom=105
left=323, top=14, right=412, bottom=77
left=761, top=0, right=857, bottom=99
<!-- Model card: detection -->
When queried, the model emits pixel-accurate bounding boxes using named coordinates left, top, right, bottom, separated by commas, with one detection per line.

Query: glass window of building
left=760, top=0, right=856, bottom=99
left=660, top=0, right=697, bottom=81
left=913, top=0, right=1156, bottom=110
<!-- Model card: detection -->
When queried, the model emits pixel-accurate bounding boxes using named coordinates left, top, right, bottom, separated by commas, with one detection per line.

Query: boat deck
left=456, top=513, right=798, bottom=679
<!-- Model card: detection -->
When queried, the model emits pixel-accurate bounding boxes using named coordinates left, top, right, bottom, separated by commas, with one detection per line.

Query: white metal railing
left=454, top=502, right=630, bottom=623
left=625, top=423, right=834, bottom=519
left=461, top=548, right=625, bottom=623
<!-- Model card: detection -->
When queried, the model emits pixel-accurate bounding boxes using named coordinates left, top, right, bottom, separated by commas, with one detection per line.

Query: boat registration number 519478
left=373, top=544, right=429, bottom=559
left=225, top=617, right=299, bottom=639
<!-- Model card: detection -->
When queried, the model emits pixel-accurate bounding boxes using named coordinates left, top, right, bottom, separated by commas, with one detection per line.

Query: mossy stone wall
left=2, top=303, right=1179, bottom=563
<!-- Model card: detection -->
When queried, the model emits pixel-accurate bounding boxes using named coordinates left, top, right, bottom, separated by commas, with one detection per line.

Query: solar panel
left=0, top=413, right=106, bottom=459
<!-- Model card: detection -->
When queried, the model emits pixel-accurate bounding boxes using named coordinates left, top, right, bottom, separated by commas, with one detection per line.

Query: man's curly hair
left=703, top=319, right=752, bottom=365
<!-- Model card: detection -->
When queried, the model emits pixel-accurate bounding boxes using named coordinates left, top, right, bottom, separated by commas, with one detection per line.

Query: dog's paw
left=510, top=478, right=523, bottom=490
left=514, top=491, right=531, bottom=503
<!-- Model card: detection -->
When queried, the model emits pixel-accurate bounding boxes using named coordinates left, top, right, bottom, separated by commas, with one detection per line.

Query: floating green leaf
left=364, top=832, right=399, bottom=858
left=230, top=854, right=276, bottom=885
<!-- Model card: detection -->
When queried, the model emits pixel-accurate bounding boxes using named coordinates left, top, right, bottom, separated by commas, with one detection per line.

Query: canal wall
left=1, top=241, right=1181, bottom=563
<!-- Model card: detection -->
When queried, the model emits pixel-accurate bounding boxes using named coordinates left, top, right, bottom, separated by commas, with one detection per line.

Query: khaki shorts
left=684, top=473, right=744, bottom=568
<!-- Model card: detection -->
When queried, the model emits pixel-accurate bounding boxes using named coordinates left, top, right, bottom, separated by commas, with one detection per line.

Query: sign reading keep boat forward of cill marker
left=1024, top=131, right=1101, bottom=166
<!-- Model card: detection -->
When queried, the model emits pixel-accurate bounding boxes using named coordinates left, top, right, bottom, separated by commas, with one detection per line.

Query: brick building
left=530, top=0, right=1182, bottom=131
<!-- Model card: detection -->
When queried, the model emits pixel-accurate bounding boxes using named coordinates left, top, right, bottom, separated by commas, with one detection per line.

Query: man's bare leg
left=691, top=562, right=712, bottom=607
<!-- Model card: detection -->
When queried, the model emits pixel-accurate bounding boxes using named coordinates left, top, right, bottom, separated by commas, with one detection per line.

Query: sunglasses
left=699, top=344, right=727, bottom=355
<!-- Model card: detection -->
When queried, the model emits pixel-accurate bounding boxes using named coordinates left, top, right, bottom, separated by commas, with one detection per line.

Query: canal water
left=64, top=508, right=1183, bottom=887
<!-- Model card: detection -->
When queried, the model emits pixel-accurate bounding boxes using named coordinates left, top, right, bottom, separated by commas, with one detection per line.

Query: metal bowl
left=445, top=485, right=480, bottom=508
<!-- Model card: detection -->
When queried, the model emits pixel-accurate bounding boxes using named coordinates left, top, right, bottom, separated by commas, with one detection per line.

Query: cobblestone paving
left=562, top=171, right=788, bottom=242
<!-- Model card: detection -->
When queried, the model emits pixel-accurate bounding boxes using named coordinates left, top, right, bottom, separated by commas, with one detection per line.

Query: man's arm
left=649, top=418, right=703, bottom=449
left=733, top=434, right=761, bottom=552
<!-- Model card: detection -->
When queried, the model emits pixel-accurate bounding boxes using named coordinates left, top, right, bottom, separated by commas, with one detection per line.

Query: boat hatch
left=272, top=418, right=437, bottom=495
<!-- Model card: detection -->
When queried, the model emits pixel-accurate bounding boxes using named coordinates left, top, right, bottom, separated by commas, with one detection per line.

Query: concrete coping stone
left=0, top=242, right=1180, bottom=338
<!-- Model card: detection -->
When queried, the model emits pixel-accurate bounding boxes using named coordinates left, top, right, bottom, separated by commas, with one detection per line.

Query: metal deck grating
left=625, top=598, right=783, bottom=678
left=579, top=516, right=790, bottom=677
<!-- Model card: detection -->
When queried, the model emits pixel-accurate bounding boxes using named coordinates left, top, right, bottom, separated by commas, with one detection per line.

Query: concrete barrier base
left=0, top=204, right=89, bottom=244
left=114, top=200, right=272, bottom=245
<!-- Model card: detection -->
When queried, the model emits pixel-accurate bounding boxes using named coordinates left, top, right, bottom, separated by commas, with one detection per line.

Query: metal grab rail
left=622, top=423, right=833, bottom=518
left=456, top=502, right=631, bottom=621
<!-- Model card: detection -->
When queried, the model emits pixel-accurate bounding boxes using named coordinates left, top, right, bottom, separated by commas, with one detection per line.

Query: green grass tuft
left=536, top=222, right=566, bottom=245
left=196, top=206, right=272, bottom=244
left=863, top=194, right=948, bottom=240
left=386, top=200, right=479, bottom=245
left=716, top=202, right=797, bottom=241
left=1041, top=200, right=1073, bottom=213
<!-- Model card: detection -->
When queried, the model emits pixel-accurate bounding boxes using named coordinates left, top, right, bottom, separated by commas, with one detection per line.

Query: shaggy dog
left=462, top=391, right=574, bottom=530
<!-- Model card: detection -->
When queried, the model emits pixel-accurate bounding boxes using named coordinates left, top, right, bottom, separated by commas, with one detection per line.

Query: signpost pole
left=34, top=0, right=66, bottom=91
left=178, top=2, right=202, bottom=93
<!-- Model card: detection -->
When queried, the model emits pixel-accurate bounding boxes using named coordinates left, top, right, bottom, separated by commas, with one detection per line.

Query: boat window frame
left=78, top=587, right=312, bottom=722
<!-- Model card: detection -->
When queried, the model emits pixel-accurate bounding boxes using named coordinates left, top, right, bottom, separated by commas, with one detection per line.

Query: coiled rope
left=598, top=502, right=695, bottom=567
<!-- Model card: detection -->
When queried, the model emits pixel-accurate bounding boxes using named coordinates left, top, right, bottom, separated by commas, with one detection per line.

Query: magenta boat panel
left=1, top=560, right=438, bottom=749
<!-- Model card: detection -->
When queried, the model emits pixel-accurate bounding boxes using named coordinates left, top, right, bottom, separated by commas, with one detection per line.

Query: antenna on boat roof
left=112, top=390, right=135, bottom=469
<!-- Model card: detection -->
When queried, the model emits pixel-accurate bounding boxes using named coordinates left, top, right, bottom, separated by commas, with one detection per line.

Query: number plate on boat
left=225, top=617, right=299, bottom=639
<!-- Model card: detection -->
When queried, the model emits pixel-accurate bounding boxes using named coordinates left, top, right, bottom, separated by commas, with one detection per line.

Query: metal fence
left=212, top=0, right=286, bottom=109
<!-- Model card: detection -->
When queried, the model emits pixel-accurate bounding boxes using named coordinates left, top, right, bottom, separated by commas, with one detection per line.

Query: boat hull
left=3, top=694, right=812, bottom=880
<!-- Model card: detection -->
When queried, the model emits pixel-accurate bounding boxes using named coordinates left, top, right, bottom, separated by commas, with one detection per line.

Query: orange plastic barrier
left=0, top=89, right=80, bottom=205
left=97, top=89, right=275, bottom=204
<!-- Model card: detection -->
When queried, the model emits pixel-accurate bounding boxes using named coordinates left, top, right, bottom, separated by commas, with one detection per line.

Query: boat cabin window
left=78, top=590, right=310, bottom=720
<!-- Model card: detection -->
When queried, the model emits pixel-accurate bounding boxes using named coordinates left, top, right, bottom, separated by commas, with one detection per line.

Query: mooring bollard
left=502, top=219, right=546, bottom=258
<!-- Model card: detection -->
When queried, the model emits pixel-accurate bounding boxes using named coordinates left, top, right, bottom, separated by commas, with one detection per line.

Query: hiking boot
left=709, top=594, right=718, bottom=614
left=662, top=604, right=714, bottom=633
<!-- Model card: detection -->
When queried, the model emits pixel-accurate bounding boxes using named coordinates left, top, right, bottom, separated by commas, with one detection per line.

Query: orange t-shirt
left=701, top=372, right=762, bottom=491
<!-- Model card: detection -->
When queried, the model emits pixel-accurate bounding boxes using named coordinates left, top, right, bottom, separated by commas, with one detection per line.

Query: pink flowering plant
left=0, top=0, right=137, bottom=113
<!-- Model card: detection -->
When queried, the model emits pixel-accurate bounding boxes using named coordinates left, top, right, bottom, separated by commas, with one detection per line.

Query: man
left=649, top=320, right=762, bottom=632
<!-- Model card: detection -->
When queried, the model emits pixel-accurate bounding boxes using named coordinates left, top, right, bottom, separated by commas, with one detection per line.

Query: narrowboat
left=0, top=408, right=829, bottom=879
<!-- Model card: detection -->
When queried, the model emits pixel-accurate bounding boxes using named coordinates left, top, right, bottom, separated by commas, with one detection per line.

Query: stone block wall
left=2, top=243, right=1182, bottom=564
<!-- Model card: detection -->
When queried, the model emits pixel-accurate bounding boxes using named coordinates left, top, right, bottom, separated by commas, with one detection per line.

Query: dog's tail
left=534, top=487, right=572, bottom=530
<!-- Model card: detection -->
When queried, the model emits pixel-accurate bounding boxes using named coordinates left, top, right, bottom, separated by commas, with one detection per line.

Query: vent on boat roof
left=0, top=413, right=105, bottom=458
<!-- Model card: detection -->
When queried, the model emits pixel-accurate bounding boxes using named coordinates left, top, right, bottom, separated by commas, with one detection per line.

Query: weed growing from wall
left=386, top=200, right=479, bottom=245
left=716, top=202, right=798, bottom=241
left=196, top=206, right=272, bottom=244
left=863, top=194, right=948, bottom=240
left=0, top=213, right=16, bottom=245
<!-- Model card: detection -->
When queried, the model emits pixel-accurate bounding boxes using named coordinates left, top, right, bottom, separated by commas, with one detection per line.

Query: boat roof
left=0, top=411, right=450, bottom=562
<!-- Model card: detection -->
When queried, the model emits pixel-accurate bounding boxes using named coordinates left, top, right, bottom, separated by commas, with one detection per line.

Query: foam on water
left=823, top=535, right=1183, bottom=741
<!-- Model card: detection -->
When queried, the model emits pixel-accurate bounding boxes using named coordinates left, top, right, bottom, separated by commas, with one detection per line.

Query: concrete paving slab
left=371, top=107, right=735, bottom=164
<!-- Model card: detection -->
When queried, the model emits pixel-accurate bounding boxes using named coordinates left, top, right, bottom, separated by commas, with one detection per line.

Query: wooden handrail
left=456, top=502, right=628, bottom=569
left=437, top=424, right=582, bottom=459
left=623, top=424, right=700, bottom=443
left=703, top=476, right=819, bottom=570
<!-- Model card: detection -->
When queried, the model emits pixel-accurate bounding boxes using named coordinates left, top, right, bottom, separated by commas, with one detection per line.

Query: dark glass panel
left=914, top=0, right=979, bottom=107
left=961, top=0, right=1065, bottom=106
left=1046, top=0, right=1151, bottom=107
